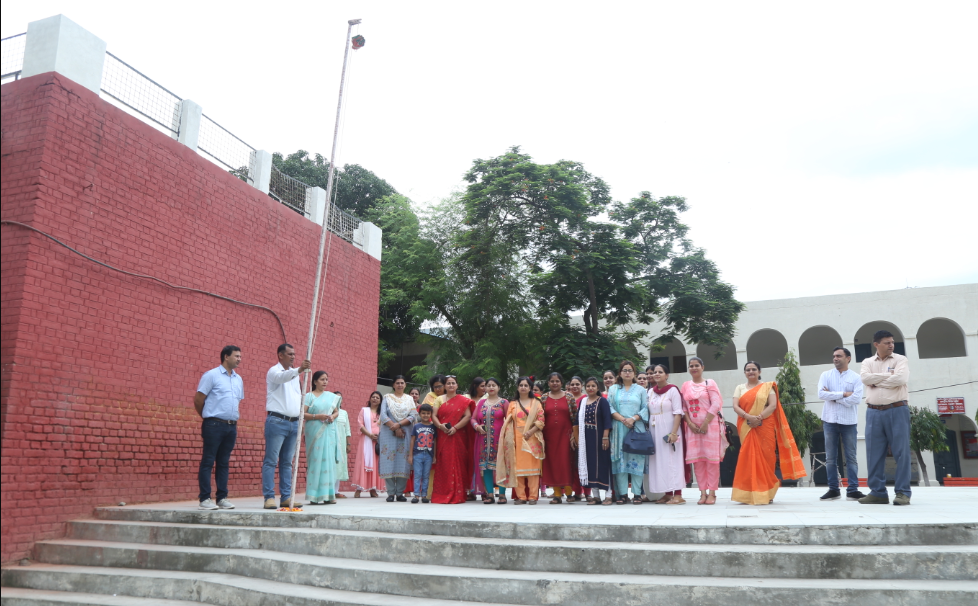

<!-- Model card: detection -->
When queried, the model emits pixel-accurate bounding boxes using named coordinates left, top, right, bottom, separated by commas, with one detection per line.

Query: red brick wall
left=0, top=73, right=379, bottom=563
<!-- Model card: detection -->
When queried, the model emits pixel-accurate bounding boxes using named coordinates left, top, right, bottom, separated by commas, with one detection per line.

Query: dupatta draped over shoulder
left=495, top=398, right=546, bottom=487
left=731, top=381, right=806, bottom=505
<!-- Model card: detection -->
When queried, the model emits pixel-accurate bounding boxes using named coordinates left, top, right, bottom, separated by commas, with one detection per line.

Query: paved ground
left=114, top=486, right=978, bottom=528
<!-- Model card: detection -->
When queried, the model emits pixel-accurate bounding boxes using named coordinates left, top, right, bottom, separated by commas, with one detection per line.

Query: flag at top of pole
left=352, top=34, right=365, bottom=49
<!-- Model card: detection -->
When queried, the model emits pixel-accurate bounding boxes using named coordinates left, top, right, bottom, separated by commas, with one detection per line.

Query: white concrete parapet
left=252, top=150, right=273, bottom=194
left=177, top=100, right=202, bottom=150
left=354, top=221, right=383, bottom=261
left=307, top=187, right=327, bottom=225
left=21, top=15, right=107, bottom=94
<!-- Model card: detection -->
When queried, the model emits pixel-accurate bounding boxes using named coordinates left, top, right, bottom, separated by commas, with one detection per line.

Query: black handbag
left=622, top=425, right=656, bottom=456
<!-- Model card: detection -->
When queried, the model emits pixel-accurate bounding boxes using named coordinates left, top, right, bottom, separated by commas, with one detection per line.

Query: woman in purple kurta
left=472, top=378, right=508, bottom=503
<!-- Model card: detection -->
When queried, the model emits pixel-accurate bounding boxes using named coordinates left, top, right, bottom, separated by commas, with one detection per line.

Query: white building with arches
left=639, top=283, right=978, bottom=483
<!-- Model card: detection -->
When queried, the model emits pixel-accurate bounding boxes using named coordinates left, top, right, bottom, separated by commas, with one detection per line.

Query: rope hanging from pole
left=286, top=19, right=364, bottom=510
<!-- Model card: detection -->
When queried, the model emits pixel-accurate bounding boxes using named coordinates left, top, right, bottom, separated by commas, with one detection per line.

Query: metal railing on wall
left=1, top=35, right=364, bottom=244
left=1, top=33, right=26, bottom=84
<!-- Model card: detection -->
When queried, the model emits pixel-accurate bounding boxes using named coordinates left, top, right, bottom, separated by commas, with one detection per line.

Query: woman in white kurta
left=646, top=364, right=686, bottom=504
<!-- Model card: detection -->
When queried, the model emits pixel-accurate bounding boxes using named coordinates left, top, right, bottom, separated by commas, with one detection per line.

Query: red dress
left=432, top=394, right=473, bottom=504
left=542, top=394, right=579, bottom=488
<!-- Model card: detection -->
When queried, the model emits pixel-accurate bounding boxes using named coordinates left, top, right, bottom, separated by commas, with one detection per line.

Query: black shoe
left=396, top=495, right=407, bottom=502
left=422, top=497, right=430, bottom=503
left=411, top=497, right=420, bottom=503
left=820, top=489, right=841, bottom=501
left=386, top=495, right=395, bottom=502
left=846, top=490, right=867, bottom=500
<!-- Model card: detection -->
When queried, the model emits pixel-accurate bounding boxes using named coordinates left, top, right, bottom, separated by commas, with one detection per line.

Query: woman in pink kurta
left=681, top=357, right=728, bottom=505
left=352, top=391, right=382, bottom=497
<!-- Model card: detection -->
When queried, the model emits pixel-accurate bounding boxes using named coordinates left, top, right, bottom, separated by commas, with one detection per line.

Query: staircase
left=3, top=505, right=976, bottom=605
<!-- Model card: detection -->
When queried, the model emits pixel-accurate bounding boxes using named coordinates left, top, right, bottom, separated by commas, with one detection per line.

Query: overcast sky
left=5, top=1, right=977, bottom=302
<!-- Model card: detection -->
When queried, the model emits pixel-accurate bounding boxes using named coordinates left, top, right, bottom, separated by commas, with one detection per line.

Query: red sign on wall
left=937, top=397, right=966, bottom=414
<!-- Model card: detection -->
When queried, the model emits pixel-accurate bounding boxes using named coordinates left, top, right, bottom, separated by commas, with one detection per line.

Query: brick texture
left=0, top=73, right=380, bottom=563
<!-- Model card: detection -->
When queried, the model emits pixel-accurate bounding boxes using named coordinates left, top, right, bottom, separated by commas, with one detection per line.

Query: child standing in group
left=408, top=403, right=437, bottom=503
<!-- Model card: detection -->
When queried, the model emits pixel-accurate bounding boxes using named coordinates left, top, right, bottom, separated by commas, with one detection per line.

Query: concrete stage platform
left=3, top=487, right=976, bottom=605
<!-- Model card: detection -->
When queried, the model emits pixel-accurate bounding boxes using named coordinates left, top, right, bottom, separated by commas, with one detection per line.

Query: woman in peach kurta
left=731, top=361, right=805, bottom=505
left=495, top=377, right=545, bottom=504
left=681, top=357, right=728, bottom=505
left=351, top=391, right=382, bottom=497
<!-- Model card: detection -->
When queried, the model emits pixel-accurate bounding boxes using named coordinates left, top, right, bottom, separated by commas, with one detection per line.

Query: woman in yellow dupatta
left=731, top=361, right=806, bottom=504
left=495, top=376, right=546, bottom=504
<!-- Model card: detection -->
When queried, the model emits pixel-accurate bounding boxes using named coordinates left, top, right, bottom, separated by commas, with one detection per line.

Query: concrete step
left=0, top=587, right=199, bottom=606
left=1, top=564, right=513, bottom=606
left=65, top=519, right=978, bottom=581
left=29, top=540, right=978, bottom=606
left=93, top=506, right=978, bottom=546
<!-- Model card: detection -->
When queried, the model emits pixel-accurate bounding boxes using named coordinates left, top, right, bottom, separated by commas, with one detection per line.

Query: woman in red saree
left=731, top=361, right=806, bottom=505
left=431, top=376, right=473, bottom=504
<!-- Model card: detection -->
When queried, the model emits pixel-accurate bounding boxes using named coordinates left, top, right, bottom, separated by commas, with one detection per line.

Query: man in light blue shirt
left=817, top=347, right=865, bottom=501
left=194, top=345, right=244, bottom=510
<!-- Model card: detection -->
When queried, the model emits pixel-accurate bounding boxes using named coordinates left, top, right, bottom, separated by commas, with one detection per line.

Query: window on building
left=917, top=318, right=967, bottom=359
left=853, top=321, right=905, bottom=362
left=695, top=340, right=738, bottom=371
left=799, top=326, right=844, bottom=366
left=746, top=329, right=789, bottom=369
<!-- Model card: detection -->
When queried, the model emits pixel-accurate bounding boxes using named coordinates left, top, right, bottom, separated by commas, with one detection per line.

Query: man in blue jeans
left=817, top=347, right=866, bottom=501
left=263, top=343, right=311, bottom=509
left=194, top=345, right=244, bottom=510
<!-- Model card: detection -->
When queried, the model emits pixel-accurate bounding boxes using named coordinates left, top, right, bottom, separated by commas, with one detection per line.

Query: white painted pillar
left=252, top=150, right=273, bottom=194
left=354, top=221, right=383, bottom=261
left=177, top=99, right=202, bottom=150
left=21, top=15, right=107, bottom=94
left=307, top=187, right=327, bottom=225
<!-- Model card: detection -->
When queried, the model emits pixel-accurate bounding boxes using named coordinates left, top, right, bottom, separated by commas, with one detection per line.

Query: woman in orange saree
left=431, top=376, right=473, bottom=504
left=495, top=376, right=546, bottom=504
left=731, top=361, right=806, bottom=505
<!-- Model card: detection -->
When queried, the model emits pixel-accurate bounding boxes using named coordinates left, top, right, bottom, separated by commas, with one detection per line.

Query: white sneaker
left=198, top=498, right=218, bottom=510
left=217, top=498, right=235, bottom=509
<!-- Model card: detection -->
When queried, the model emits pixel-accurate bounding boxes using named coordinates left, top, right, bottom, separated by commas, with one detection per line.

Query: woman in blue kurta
left=607, top=360, right=649, bottom=504
left=303, top=371, right=340, bottom=504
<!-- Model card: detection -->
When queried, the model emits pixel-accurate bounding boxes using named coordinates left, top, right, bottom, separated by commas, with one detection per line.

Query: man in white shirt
left=817, top=347, right=865, bottom=501
left=263, top=343, right=311, bottom=509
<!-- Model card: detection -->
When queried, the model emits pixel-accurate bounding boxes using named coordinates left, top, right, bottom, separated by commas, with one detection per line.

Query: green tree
left=272, top=150, right=397, bottom=216
left=909, top=405, right=950, bottom=487
left=775, top=350, right=822, bottom=457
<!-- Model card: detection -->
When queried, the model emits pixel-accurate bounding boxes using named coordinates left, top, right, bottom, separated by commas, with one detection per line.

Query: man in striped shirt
left=817, top=347, right=865, bottom=501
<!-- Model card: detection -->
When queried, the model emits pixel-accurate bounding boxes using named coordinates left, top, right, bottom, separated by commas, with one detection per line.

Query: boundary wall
left=0, top=72, right=380, bottom=563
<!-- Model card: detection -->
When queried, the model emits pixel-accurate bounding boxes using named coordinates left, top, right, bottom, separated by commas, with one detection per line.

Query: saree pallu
left=731, top=382, right=806, bottom=505
left=431, top=395, right=473, bottom=503
left=304, top=391, right=339, bottom=502
left=495, top=399, right=546, bottom=487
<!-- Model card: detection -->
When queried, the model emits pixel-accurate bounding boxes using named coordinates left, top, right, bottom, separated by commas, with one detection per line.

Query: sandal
left=654, top=495, right=671, bottom=504
left=697, top=494, right=708, bottom=505
left=615, top=499, right=626, bottom=505
left=497, top=496, right=507, bottom=504
left=587, top=497, right=600, bottom=506
left=602, top=497, right=614, bottom=506
left=632, top=496, right=643, bottom=504
left=513, top=499, right=526, bottom=505
left=705, top=494, right=716, bottom=505
left=354, top=491, right=362, bottom=498
left=550, top=497, right=562, bottom=504
left=482, top=495, right=495, bottom=504
left=528, top=500, right=538, bottom=505
left=666, top=497, right=687, bottom=505
left=369, top=489, right=379, bottom=498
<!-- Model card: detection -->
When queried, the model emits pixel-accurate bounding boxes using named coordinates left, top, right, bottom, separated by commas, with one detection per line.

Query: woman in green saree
left=304, top=370, right=340, bottom=505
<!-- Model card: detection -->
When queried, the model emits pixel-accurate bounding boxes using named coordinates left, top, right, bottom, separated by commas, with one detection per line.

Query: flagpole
left=290, top=18, right=362, bottom=508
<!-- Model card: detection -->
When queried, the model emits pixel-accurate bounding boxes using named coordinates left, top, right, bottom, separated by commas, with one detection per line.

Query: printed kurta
left=608, top=384, right=649, bottom=476
left=351, top=408, right=380, bottom=492
left=303, top=391, right=339, bottom=502
left=431, top=394, right=474, bottom=503
left=681, top=380, right=726, bottom=463
left=473, top=397, right=507, bottom=474
left=378, top=394, right=419, bottom=480
left=495, top=399, right=546, bottom=485
left=577, top=396, right=612, bottom=490
left=646, top=387, right=686, bottom=493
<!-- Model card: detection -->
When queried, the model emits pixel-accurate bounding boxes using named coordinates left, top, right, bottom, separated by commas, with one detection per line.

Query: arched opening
left=935, top=413, right=978, bottom=480
left=853, top=321, right=905, bottom=362
left=799, top=326, right=845, bottom=366
left=745, top=329, right=789, bottom=369
left=917, top=318, right=967, bottom=359
left=695, top=340, right=737, bottom=371
left=649, top=338, right=687, bottom=374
